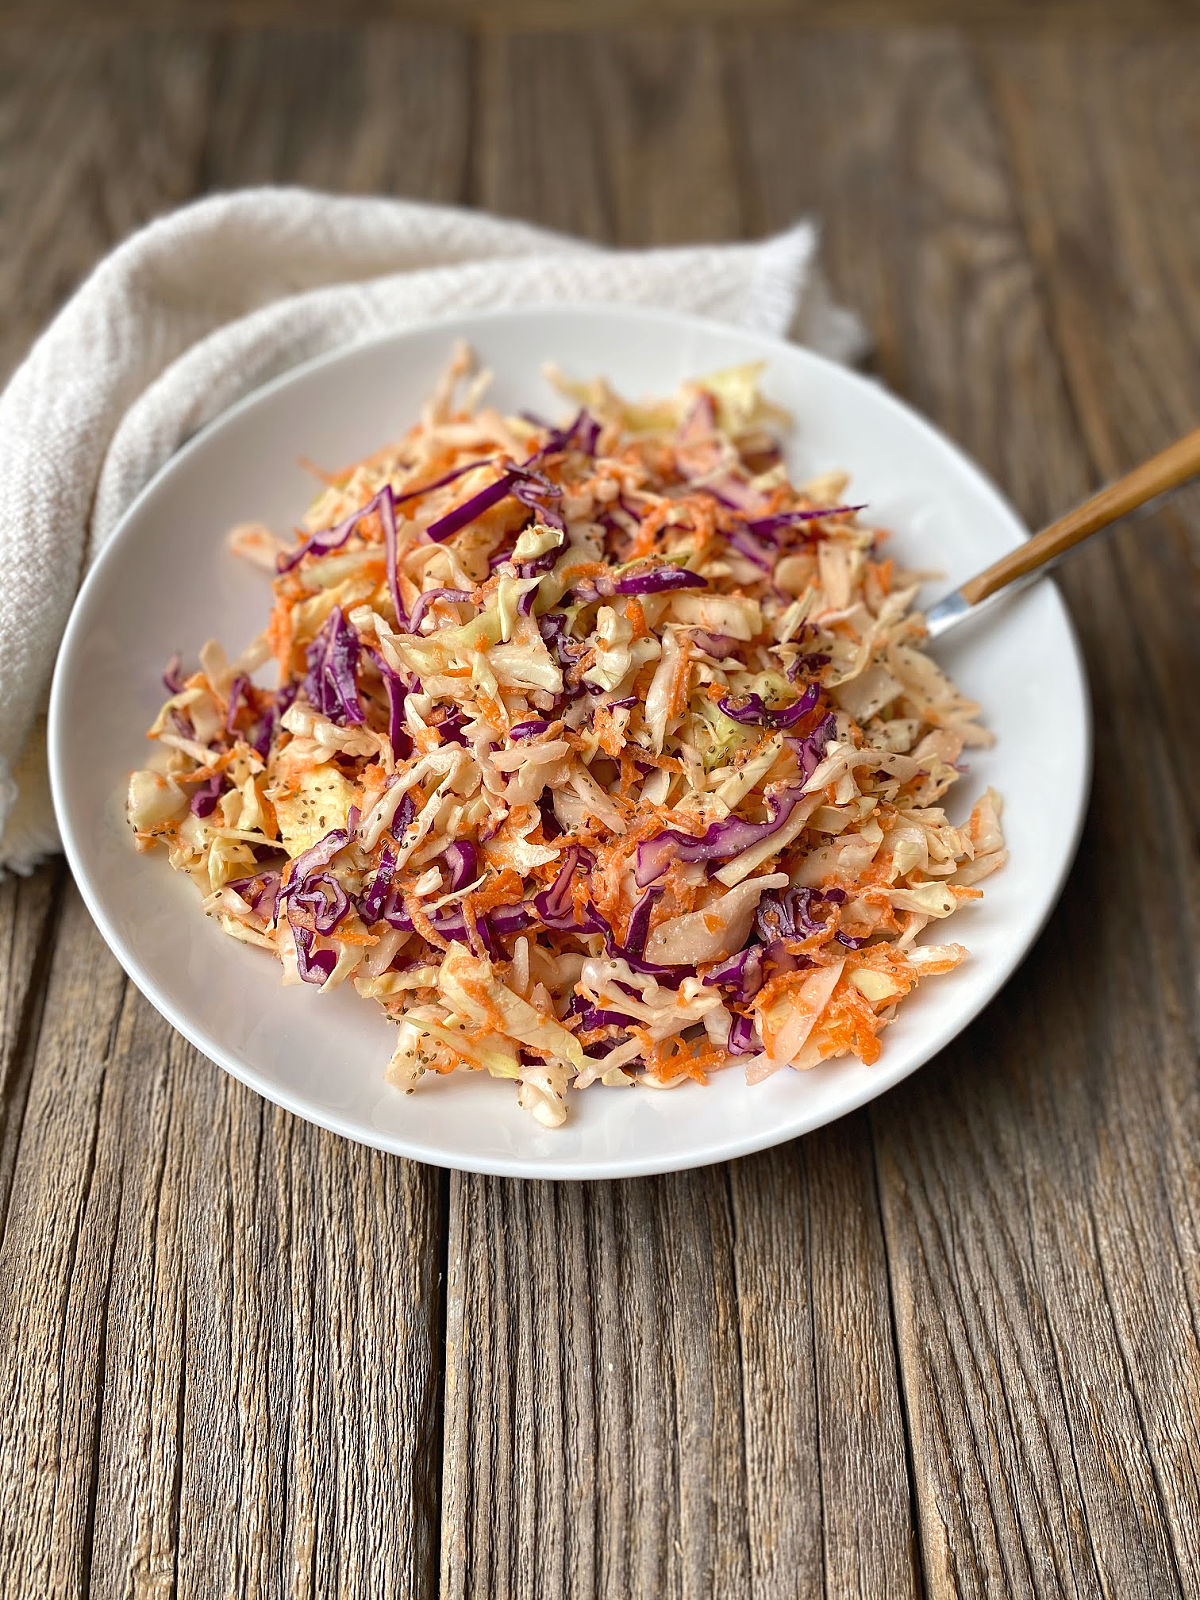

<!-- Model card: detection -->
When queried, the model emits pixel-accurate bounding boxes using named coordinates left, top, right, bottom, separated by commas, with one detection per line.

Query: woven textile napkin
left=0, top=186, right=863, bottom=876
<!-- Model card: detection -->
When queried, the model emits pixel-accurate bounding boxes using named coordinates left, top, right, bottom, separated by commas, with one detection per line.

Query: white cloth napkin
left=0, top=186, right=863, bottom=877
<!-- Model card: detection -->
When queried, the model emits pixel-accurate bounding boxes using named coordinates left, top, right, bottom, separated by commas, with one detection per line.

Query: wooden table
left=2, top=10, right=1198, bottom=1597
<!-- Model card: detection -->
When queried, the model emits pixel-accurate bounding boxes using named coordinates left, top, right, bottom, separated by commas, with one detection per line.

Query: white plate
left=49, top=304, right=1090, bottom=1180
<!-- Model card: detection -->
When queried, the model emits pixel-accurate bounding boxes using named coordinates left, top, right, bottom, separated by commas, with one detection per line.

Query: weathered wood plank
left=729, top=1127, right=921, bottom=1599
left=980, top=28, right=1200, bottom=1587
left=0, top=30, right=215, bottom=376
left=199, top=22, right=470, bottom=196
left=440, top=28, right=918, bottom=1600
left=735, top=24, right=1200, bottom=1597
left=0, top=864, right=60, bottom=1237
left=0, top=889, right=445, bottom=1599
left=2, top=2, right=1195, bottom=30
left=0, top=23, right=473, bottom=1597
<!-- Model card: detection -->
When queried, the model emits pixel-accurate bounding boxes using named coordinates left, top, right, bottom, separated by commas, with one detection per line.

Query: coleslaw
left=127, top=347, right=1006, bottom=1127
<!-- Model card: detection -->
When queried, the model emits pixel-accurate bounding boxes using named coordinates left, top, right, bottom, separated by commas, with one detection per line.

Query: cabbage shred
left=128, top=347, right=1006, bottom=1127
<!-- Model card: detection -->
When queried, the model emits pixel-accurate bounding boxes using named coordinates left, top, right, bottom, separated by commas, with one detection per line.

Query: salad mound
left=128, top=347, right=1006, bottom=1127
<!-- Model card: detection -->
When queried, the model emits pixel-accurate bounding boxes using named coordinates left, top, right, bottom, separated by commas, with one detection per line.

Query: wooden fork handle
left=960, top=424, right=1200, bottom=606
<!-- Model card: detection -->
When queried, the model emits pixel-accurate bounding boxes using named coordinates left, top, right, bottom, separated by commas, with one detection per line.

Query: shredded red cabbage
left=283, top=828, right=350, bottom=899
left=746, top=505, right=866, bottom=540
left=190, top=774, right=224, bottom=817
left=787, top=711, right=837, bottom=778
left=371, top=652, right=410, bottom=757
left=293, top=927, right=337, bottom=986
left=537, top=408, right=601, bottom=458
left=722, top=525, right=774, bottom=571
left=426, top=470, right=516, bottom=543
left=572, top=567, right=709, bottom=603
left=703, top=945, right=765, bottom=1003
left=359, top=846, right=396, bottom=923
left=163, top=654, right=185, bottom=694
left=717, top=682, right=820, bottom=730
left=622, top=886, right=660, bottom=959
left=225, top=674, right=250, bottom=735
left=635, top=787, right=805, bottom=888
left=727, top=1014, right=757, bottom=1054
left=291, top=873, right=351, bottom=935
left=442, top=840, right=478, bottom=892
left=302, top=606, right=364, bottom=726
left=407, top=587, right=473, bottom=634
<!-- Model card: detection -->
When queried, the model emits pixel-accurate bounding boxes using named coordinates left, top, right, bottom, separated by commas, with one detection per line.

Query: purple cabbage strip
left=293, top=927, right=337, bottom=987
left=536, top=408, right=601, bottom=459
left=302, top=606, right=364, bottom=726
left=276, top=463, right=493, bottom=582
left=578, top=1006, right=638, bottom=1032
left=253, top=681, right=298, bottom=760
left=442, top=841, right=478, bottom=893
left=225, top=674, right=250, bottom=735
left=371, top=652, right=409, bottom=756
left=276, top=484, right=380, bottom=574
left=539, top=610, right=582, bottom=668
left=786, top=652, right=831, bottom=679
left=378, top=483, right=405, bottom=629
left=717, top=682, right=820, bottom=731
left=622, top=886, right=661, bottom=960
left=722, top=524, right=775, bottom=571
left=426, top=470, right=516, bottom=543
left=755, top=886, right=827, bottom=944
left=617, top=568, right=708, bottom=597
left=700, top=475, right=768, bottom=513
left=517, top=546, right=560, bottom=580
left=407, top=587, right=473, bottom=634
left=359, top=847, right=396, bottom=924
left=291, top=873, right=351, bottom=935
left=190, top=774, right=225, bottom=817
left=236, top=871, right=281, bottom=924
left=512, top=469, right=565, bottom=532
left=634, top=787, right=806, bottom=889
left=687, top=629, right=739, bottom=659
left=510, top=719, right=551, bottom=740
left=531, top=845, right=595, bottom=930
left=788, top=711, right=836, bottom=780
left=163, top=654, right=185, bottom=694
left=703, top=945, right=765, bottom=1004
left=282, top=828, right=350, bottom=901
left=574, top=567, right=709, bottom=603
left=435, top=706, right=469, bottom=747
left=727, top=1014, right=757, bottom=1055
left=746, top=504, right=866, bottom=540
left=393, top=791, right=418, bottom=839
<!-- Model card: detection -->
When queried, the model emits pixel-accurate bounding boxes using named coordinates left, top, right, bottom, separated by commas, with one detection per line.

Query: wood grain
left=3, top=1, right=1197, bottom=29
left=0, top=889, right=445, bottom=1598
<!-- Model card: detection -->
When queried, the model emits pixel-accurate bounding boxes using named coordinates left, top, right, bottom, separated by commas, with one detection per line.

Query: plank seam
left=430, top=1163, right=451, bottom=1600
left=723, top=1163, right=760, bottom=1600
left=868, top=1123, right=930, bottom=1600
left=0, top=862, right=68, bottom=1246
left=79, top=1193, right=121, bottom=1596
left=1082, top=1178, right=1191, bottom=1595
left=47, top=976, right=123, bottom=1592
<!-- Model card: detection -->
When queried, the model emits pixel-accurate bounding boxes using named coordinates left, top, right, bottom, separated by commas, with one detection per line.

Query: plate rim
left=48, top=300, right=1093, bottom=1180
